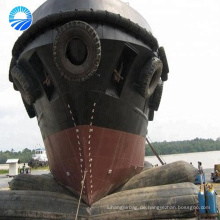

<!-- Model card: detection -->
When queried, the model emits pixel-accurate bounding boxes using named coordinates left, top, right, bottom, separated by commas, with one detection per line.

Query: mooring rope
left=75, top=170, right=87, bottom=220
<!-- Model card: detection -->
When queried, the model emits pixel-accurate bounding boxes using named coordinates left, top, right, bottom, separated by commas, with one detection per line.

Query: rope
left=75, top=170, right=87, bottom=220
left=146, top=136, right=166, bottom=165
left=147, top=135, right=166, bottom=164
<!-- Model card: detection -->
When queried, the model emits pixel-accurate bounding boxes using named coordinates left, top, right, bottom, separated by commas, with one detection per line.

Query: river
left=145, top=150, right=220, bottom=169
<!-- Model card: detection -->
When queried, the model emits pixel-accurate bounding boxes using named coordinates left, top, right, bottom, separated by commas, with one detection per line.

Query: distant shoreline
left=146, top=138, right=220, bottom=156
left=145, top=150, right=219, bottom=169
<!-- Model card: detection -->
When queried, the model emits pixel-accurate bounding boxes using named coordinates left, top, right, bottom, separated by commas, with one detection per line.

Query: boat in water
left=9, top=0, right=169, bottom=205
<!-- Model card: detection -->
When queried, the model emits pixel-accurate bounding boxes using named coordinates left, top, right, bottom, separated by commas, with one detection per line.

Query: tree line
left=145, top=138, right=220, bottom=156
left=0, top=148, right=34, bottom=164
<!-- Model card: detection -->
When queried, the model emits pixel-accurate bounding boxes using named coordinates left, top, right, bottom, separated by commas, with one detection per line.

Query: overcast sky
left=0, top=0, right=220, bottom=151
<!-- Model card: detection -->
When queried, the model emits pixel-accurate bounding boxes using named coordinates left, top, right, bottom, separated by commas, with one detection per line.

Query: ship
left=9, top=0, right=169, bottom=206
left=32, top=148, right=48, bottom=162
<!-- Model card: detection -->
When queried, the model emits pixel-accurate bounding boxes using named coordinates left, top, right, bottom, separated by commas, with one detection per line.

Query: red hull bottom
left=44, top=125, right=145, bottom=205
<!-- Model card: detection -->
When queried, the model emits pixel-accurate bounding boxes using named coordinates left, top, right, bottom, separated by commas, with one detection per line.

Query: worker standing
left=198, top=161, right=205, bottom=184
left=22, top=163, right=26, bottom=173
left=198, top=161, right=203, bottom=174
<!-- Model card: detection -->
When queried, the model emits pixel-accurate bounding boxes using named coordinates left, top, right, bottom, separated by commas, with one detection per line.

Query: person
left=198, top=161, right=203, bottom=174
left=215, top=169, right=219, bottom=181
left=211, top=172, right=215, bottom=182
left=22, top=163, right=26, bottom=173
left=197, top=161, right=205, bottom=183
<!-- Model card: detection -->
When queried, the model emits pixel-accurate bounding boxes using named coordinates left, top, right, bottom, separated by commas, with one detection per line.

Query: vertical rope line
left=75, top=170, right=87, bottom=220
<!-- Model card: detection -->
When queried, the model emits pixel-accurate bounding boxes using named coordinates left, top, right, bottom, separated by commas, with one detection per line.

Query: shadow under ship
left=9, top=0, right=169, bottom=206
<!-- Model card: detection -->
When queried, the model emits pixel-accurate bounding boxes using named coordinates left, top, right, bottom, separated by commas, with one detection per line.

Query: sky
left=0, top=0, right=220, bottom=151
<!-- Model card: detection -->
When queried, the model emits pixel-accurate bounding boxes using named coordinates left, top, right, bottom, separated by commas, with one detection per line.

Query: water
left=145, top=150, right=220, bottom=169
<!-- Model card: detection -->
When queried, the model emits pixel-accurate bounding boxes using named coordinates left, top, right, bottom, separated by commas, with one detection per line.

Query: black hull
left=37, top=89, right=148, bottom=140
left=31, top=40, right=151, bottom=140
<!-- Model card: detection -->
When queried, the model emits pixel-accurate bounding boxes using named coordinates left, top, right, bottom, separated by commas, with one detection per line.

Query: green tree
left=145, top=138, right=220, bottom=156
